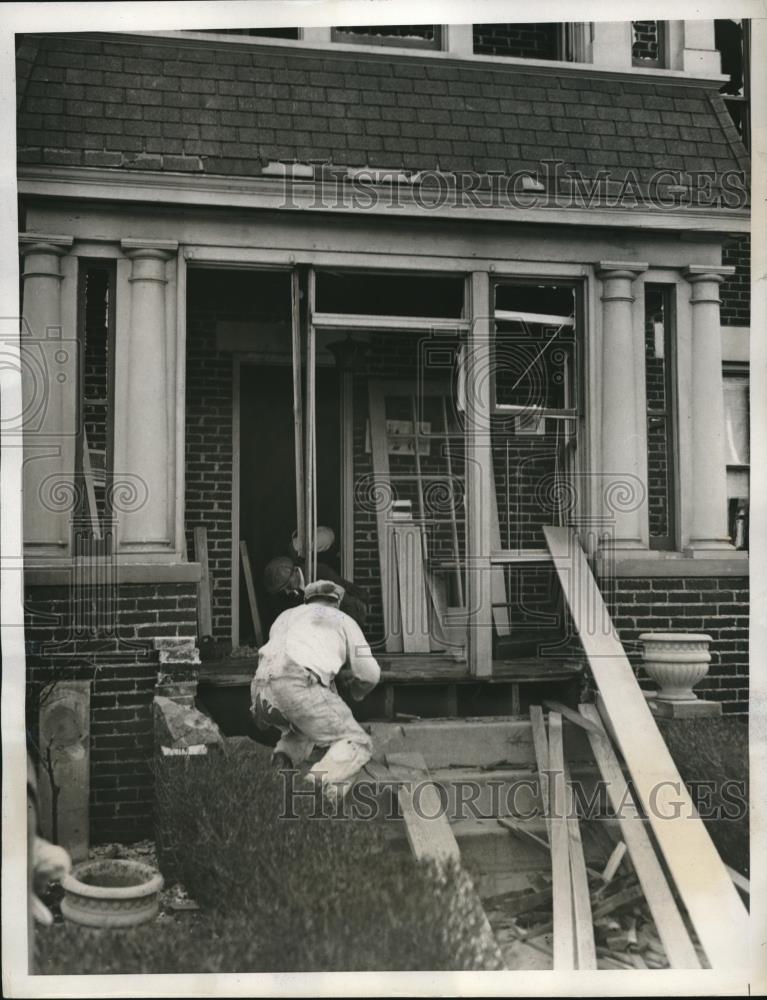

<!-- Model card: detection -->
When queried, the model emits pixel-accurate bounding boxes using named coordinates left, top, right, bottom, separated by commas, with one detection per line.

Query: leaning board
left=544, top=526, right=748, bottom=971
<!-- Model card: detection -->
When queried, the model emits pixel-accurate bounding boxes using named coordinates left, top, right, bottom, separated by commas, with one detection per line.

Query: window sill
left=597, top=552, right=748, bottom=577
left=24, top=561, right=202, bottom=586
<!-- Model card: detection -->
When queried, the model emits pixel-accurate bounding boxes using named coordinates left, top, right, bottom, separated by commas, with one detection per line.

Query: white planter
left=639, top=632, right=712, bottom=703
left=61, top=859, right=163, bottom=928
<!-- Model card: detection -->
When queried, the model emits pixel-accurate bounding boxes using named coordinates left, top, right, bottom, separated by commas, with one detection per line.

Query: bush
left=658, top=716, right=749, bottom=876
left=38, top=742, right=503, bottom=974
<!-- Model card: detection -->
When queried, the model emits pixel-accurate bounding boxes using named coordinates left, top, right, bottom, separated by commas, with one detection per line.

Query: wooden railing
left=543, top=526, right=749, bottom=972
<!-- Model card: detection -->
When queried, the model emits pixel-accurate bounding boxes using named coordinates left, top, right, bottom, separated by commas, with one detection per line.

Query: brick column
left=20, top=235, right=75, bottom=557
left=115, top=240, right=178, bottom=553
left=684, top=265, right=735, bottom=553
left=598, top=261, right=648, bottom=552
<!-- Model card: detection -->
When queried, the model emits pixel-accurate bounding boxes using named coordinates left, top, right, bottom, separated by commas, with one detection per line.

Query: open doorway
left=238, top=363, right=340, bottom=642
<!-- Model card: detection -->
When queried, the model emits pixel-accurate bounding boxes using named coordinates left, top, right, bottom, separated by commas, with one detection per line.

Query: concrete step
left=452, top=816, right=607, bottom=875
left=428, top=764, right=600, bottom=820
left=367, top=716, right=593, bottom=770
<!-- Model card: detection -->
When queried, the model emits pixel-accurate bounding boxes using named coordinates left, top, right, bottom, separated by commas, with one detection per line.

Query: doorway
left=237, top=363, right=340, bottom=643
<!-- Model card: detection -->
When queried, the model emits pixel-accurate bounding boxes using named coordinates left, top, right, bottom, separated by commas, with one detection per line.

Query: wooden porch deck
left=197, top=654, right=584, bottom=719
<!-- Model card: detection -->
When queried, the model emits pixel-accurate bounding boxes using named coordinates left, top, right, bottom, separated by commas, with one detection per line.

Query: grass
left=37, top=740, right=503, bottom=974
left=658, top=715, right=749, bottom=876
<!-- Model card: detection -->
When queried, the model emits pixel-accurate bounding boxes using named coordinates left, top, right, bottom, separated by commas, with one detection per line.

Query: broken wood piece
left=591, top=883, right=645, bottom=922
left=239, top=540, right=263, bottom=646
left=579, top=703, right=701, bottom=969
left=194, top=526, right=213, bottom=640
left=543, top=699, right=603, bottom=737
left=547, top=712, right=575, bottom=971
left=497, top=816, right=549, bottom=853
left=601, top=841, right=628, bottom=884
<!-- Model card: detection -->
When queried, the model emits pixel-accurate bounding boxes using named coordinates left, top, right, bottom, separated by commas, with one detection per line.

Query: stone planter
left=639, top=632, right=720, bottom=718
left=61, top=859, right=163, bottom=929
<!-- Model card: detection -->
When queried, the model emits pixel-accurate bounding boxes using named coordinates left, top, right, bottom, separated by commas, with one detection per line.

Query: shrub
left=38, top=742, right=503, bottom=974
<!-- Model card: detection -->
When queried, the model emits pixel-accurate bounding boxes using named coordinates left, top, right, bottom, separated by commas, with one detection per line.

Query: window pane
left=493, top=283, right=577, bottom=413
left=724, top=375, right=749, bottom=465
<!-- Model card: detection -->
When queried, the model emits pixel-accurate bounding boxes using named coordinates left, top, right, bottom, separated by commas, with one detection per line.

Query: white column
left=20, top=236, right=75, bottom=557
left=598, top=262, right=648, bottom=552
left=684, top=265, right=735, bottom=553
left=115, top=240, right=178, bottom=553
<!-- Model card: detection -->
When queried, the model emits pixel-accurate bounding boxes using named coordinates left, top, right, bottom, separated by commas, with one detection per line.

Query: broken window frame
left=631, top=20, right=667, bottom=69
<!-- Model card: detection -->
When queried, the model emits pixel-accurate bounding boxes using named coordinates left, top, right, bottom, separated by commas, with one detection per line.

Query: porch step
left=452, top=816, right=605, bottom=875
left=366, top=717, right=594, bottom=770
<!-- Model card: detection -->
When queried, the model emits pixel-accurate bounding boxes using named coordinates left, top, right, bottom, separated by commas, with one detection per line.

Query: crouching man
left=250, top=580, right=380, bottom=801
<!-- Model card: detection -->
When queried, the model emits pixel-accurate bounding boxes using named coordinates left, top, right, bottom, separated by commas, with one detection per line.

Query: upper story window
left=332, top=25, right=440, bottom=49
left=716, top=19, right=750, bottom=150
left=473, top=23, right=561, bottom=60
left=632, top=21, right=666, bottom=68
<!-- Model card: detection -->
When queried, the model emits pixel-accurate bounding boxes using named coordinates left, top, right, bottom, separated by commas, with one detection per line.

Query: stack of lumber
left=490, top=703, right=712, bottom=970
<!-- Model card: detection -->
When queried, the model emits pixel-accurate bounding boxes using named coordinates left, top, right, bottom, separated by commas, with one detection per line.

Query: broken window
left=632, top=21, right=666, bottom=67
left=332, top=25, right=440, bottom=49
left=644, top=286, right=677, bottom=550
left=723, top=365, right=749, bottom=549
left=75, top=260, right=116, bottom=554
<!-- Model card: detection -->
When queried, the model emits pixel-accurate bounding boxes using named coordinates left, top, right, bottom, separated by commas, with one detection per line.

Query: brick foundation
left=25, top=581, right=197, bottom=842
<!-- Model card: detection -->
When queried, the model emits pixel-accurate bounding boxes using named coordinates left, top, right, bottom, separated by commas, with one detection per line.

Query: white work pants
left=251, top=665, right=372, bottom=799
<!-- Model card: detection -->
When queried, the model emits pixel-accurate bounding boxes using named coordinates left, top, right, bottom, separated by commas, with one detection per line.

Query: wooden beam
left=304, top=268, right=317, bottom=584
left=386, top=752, right=459, bottom=866
left=238, top=540, right=263, bottom=646
left=563, top=760, right=597, bottom=970
left=368, top=381, right=402, bottom=652
left=545, top=526, right=748, bottom=970
left=194, top=526, right=212, bottom=639
left=290, top=269, right=305, bottom=564
left=580, top=703, right=701, bottom=969
left=529, top=705, right=551, bottom=839
left=547, top=712, right=576, bottom=970
left=466, top=272, right=494, bottom=677
left=543, top=699, right=604, bottom=738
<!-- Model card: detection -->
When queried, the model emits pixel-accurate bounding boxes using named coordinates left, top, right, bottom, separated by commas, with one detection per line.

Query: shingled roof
left=16, top=32, right=749, bottom=200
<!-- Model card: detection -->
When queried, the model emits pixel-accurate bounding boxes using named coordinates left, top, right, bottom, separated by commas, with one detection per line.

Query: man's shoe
left=272, top=751, right=294, bottom=771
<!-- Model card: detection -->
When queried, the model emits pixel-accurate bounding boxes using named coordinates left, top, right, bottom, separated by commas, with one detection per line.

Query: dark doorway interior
left=239, top=364, right=341, bottom=642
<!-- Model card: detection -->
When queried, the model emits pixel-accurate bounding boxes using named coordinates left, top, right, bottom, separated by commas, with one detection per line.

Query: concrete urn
left=639, top=632, right=712, bottom=703
left=61, top=859, right=164, bottom=928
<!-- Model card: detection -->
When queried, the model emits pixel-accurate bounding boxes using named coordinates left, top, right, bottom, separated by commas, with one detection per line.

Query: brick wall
left=606, top=576, right=749, bottom=714
left=473, top=23, right=560, bottom=60
left=25, top=581, right=197, bottom=842
left=632, top=21, right=662, bottom=63
left=721, top=235, right=750, bottom=325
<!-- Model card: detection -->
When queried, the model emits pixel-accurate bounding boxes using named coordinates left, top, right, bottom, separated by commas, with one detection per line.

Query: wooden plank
left=440, top=396, right=464, bottom=607
left=529, top=705, right=551, bottom=839
left=238, top=540, right=263, bottom=646
left=368, top=381, right=402, bottom=652
left=386, top=751, right=459, bottom=865
left=545, top=526, right=748, bottom=971
left=304, top=268, right=317, bottom=584
left=290, top=269, right=305, bottom=564
left=386, top=751, right=506, bottom=970
left=543, top=699, right=603, bottom=738
left=579, top=703, right=701, bottom=969
left=563, top=760, right=597, bottom=970
left=194, top=526, right=213, bottom=639
left=547, top=712, right=576, bottom=970
left=392, top=523, right=430, bottom=653
left=489, top=486, right=511, bottom=636
left=466, top=272, right=494, bottom=677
